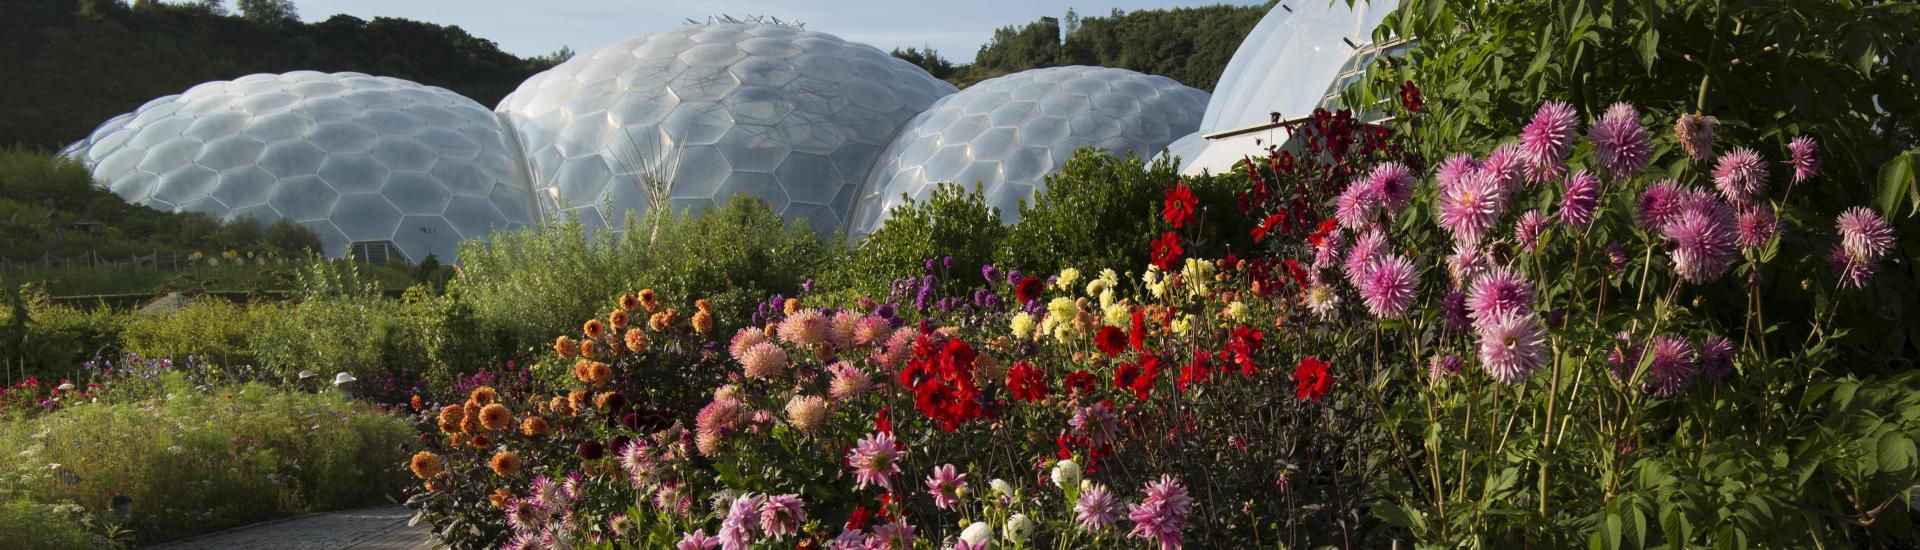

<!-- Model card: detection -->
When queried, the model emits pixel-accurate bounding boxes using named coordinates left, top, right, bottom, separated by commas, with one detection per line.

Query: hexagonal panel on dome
left=497, top=22, right=958, bottom=238
left=848, top=66, right=1208, bottom=236
left=62, top=71, right=535, bottom=262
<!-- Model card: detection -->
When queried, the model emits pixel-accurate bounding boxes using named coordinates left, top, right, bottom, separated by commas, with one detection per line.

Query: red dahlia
left=1006, top=361, right=1051, bottom=403
left=1015, top=276, right=1045, bottom=305
left=1064, top=370, right=1098, bottom=395
left=1163, top=182, right=1197, bottom=228
left=1292, top=356, right=1334, bottom=402
left=1095, top=326, right=1128, bottom=357
left=1150, top=232, right=1183, bottom=270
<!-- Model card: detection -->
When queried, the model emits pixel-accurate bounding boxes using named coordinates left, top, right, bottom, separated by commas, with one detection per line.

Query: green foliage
left=0, top=374, right=413, bottom=545
left=459, top=195, right=827, bottom=349
left=1, top=0, right=556, bottom=150
left=997, top=150, right=1252, bottom=275
left=119, top=297, right=264, bottom=365
left=0, top=496, right=116, bottom=550
left=0, top=285, right=123, bottom=381
left=844, top=182, right=1006, bottom=296
left=890, top=46, right=955, bottom=80
left=248, top=260, right=484, bottom=400
left=955, top=4, right=1268, bottom=89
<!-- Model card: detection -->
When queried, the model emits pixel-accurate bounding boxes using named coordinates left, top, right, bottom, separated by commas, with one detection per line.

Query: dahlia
left=1292, top=357, right=1334, bottom=402
left=739, top=342, right=788, bottom=380
left=1788, top=135, right=1820, bottom=183
left=1127, top=475, right=1193, bottom=550
left=1712, top=147, right=1768, bottom=206
left=1313, top=228, right=1346, bottom=269
left=1606, top=331, right=1644, bottom=381
left=1437, top=171, right=1505, bottom=245
left=1663, top=198, right=1737, bottom=283
left=1735, top=206, right=1776, bottom=249
left=1429, top=354, right=1464, bottom=380
left=1559, top=170, right=1600, bottom=228
left=1368, top=161, right=1416, bottom=214
left=623, top=328, right=648, bottom=353
left=478, top=403, right=512, bottom=431
left=1590, top=102, right=1652, bottom=179
left=1482, top=143, right=1528, bottom=193
left=1476, top=312, right=1548, bottom=383
left=719, top=494, right=758, bottom=550
left=1675, top=113, right=1718, bottom=161
left=1520, top=101, right=1579, bottom=184
left=1441, top=288, right=1471, bottom=333
left=847, top=431, right=902, bottom=491
left=1827, top=244, right=1879, bottom=289
left=408, top=451, right=444, bottom=479
left=1004, top=513, right=1034, bottom=545
left=1360, top=255, right=1418, bottom=318
left=490, top=451, right=521, bottom=476
left=1301, top=283, right=1341, bottom=318
left=678, top=530, right=720, bottom=550
left=1447, top=242, right=1495, bottom=286
left=783, top=395, right=828, bottom=435
left=1465, top=267, right=1535, bottom=328
left=925, top=464, right=968, bottom=510
left=1643, top=335, right=1698, bottom=397
left=1071, top=401, right=1120, bottom=447
left=729, top=327, right=768, bottom=363
left=1151, top=232, right=1184, bottom=270
left=1636, top=180, right=1685, bottom=230
left=619, top=440, right=657, bottom=487
left=1435, top=153, right=1481, bottom=193
left=1075, top=483, right=1120, bottom=531
left=1698, top=334, right=1734, bottom=380
left=777, top=309, right=827, bottom=346
left=695, top=397, right=743, bottom=455
left=854, top=315, right=893, bottom=346
left=1515, top=210, right=1550, bottom=253
left=1162, top=182, right=1197, bottom=228
left=1836, top=206, right=1895, bottom=262
left=1605, top=241, right=1628, bottom=273
left=829, top=362, right=873, bottom=401
left=1335, top=181, right=1379, bottom=230
left=1006, top=361, right=1051, bottom=402
left=828, top=309, right=861, bottom=349
left=1344, top=227, right=1389, bottom=284
left=758, top=494, right=806, bottom=540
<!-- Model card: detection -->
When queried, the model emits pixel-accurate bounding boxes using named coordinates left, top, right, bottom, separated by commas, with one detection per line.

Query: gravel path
left=146, top=505, right=434, bottom=550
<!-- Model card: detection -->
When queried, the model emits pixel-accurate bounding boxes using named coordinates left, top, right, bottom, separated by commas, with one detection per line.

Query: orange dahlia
left=468, top=386, right=498, bottom=406
left=521, top=416, right=551, bottom=437
left=695, top=298, right=713, bottom=313
left=490, top=488, right=514, bottom=509
left=579, top=339, right=596, bottom=359
left=469, top=434, right=490, bottom=448
left=572, top=359, right=592, bottom=383
left=568, top=389, right=591, bottom=412
left=639, top=289, right=659, bottom=311
left=623, top=328, right=649, bottom=353
left=610, top=310, right=630, bottom=331
left=437, top=404, right=463, bottom=433
left=424, top=479, right=445, bottom=492
left=585, top=361, right=613, bottom=386
left=783, top=298, right=802, bottom=315
left=618, top=293, right=640, bottom=312
left=489, top=451, right=521, bottom=476
left=555, top=335, right=577, bottom=359
left=448, top=434, right=464, bottom=447
left=409, top=394, right=423, bottom=412
left=459, top=403, right=482, bottom=434
left=691, top=310, right=714, bottom=335
left=479, top=403, right=512, bottom=431
left=584, top=319, right=606, bottom=340
left=548, top=396, right=573, bottom=417
left=408, top=451, right=445, bottom=479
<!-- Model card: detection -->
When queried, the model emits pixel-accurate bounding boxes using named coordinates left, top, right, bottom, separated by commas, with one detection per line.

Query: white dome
left=849, top=66, right=1208, bottom=236
left=1159, top=0, right=1401, bottom=175
left=496, top=22, right=958, bottom=236
left=61, top=71, right=536, bottom=262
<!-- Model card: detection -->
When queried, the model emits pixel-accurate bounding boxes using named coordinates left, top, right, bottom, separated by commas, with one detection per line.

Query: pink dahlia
left=695, top=397, right=744, bottom=444
left=1335, top=180, right=1379, bottom=230
left=853, top=315, right=894, bottom=347
left=1075, top=483, right=1121, bottom=531
left=1447, top=243, right=1495, bottom=286
left=777, top=309, right=828, bottom=346
left=720, top=494, right=759, bottom=550
left=1606, top=241, right=1628, bottom=274
left=1520, top=101, right=1579, bottom=184
left=1441, top=288, right=1471, bottom=333
left=1482, top=143, right=1528, bottom=193
left=847, top=431, right=902, bottom=491
left=1429, top=354, right=1465, bottom=380
left=1515, top=210, right=1550, bottom=253
left=1788, top=135, right=1820, bottom=183
left=729, top=327, right=768, bottom=364
left=828, top=361, right=873, bottom=401
left=1675, top=113, right=1718, bottom=161
left=758, top=494, right=806, bottom=540
left=619, top=440, right=657, bottom=488
left=1643, top=335, right=1698, bottom=397
left=924, top=464, right=968, bottom=510
left=1367, top=161, right=1416, bottom=214
left=1735, top=206, right=1776, bottom=249
left=1606, top=331, right=1643, bottom=381
left=1559, top=170, right=1600, bottom=229
left=1836, top=206, right=1895, bottom=262
left=1712, top=147, right=1768, bottom=206
left=677, top=529, right=721, bottom=550
left=1343, top=228, right=1388, bottom=284
left=1466, top=267, right=1535, bottom=329
left=1476, top=311, right=1548, bottom=383
left=1435, top=153, right=1481, bottom=193
left=1437, top=171, right=1506, bottom=245
left=1636, top=180, right=1685, bottom=230
left=1360, top=254, right=1419, bottom=318
left=1071, top=401, right=1120, bottom=448
left=1312, top=228, right=1346, bottom=269
left=828, top=309, right=862, bottom=349
left=1698, top=334, right=1734, bottom=380
left=1590, top=102, right=1652, bottom=179
left=739, top=342, right=788, bottom=380
left=1828, top=244, right=1879, bottom=289
left=1127, top=475, right=1192, bottom=550
left=1663, top=197, right=1737, bottom=283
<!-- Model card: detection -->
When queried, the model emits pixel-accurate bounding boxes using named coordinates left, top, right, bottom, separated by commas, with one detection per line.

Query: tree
left=238, top=0, right=297, bottom=24
left=890, top=46, right=955, bottom=80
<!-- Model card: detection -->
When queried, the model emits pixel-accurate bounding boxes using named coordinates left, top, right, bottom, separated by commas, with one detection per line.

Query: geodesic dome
left=848, top=66, right=1208, bottom=236
left=60, top=71, right=537, bottom=262
left=496, top=22, right=958, bottom=236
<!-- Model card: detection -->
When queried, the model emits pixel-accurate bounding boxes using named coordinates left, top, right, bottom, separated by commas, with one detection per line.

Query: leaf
left=1373, top=501, right=1424, bottom=531
left=1637, top=28, right=1660, bottom=71
left=1877, top=432, right=1918, bottom=473
left=1878, top=150, right=1918, bottom=217
left=1603, top=512, right=1625, bottom=550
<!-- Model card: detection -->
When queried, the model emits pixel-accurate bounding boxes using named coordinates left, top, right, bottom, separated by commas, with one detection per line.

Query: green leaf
left=1637, top=28, right=1660, bottom=71
left=1878, top=150, right=1918, bottom=217
left=1877, top=432, right=1918, bottom=473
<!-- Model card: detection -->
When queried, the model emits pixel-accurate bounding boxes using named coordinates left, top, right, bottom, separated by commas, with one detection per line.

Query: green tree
left=237, top=0, right=296, bottom=24
left=890, top=46, right=955, bottom=80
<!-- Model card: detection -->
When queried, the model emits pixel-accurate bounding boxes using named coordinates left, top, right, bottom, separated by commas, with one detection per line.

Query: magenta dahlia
left=1590, top=102, right=1651, bottom=179
left=1466, top=267, right=1535, bottom=329
left=1662, top=197, right=1737, bottom=284
left=1788, top=135, right=1820, bottom=184
left=1836, top=206, right=1895, bottom=262
left=847, top=431, right=902, bottom=491
left=1643, top=335, right=1698, bottom=397
left=1735, top=206, right=1776, bottom=249
left=1127, top=475, right=1192, bottom=550
left=1827, top=244, right=1878, bottom=289
left=1476, top=311, right=1548, bottom=383
left=1483, top=143, right=1528, bottom=193
left=1636, top=180, right=1685, bottom=230
left=1675, top=113, right=1718, bottom=162
left=1521, top=101, right=1579, bottom=184
left=1335, top=180, right=1379, bottom=230
left=1436, top=154, right=1481, bottom=193
left=1698, top=334, right=1734, bottom=380
left=1075, top=483, right=1120, bottom=531
left=1712, top=147, right=1768, bottom=206
left=924, top=464, right=967, bottom=510
left=1438, top=171, right=1506, bottom=245
left=1359, top=254, right=1419, bottom=318
left=1515, top=210, right=1550, bottom=253
left=1559, top=170, right=1600, bottom=229
left=1367, top=161, right=1416, bottom=214
left=1343, top=228, right=1388, bottom=284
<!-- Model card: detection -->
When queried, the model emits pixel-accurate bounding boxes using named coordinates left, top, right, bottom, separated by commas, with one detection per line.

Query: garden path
left=146, top=505, right=434, bottom=550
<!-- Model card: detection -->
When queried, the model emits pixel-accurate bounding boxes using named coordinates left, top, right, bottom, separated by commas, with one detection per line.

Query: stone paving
left=147, top=505, right=434, bottom=550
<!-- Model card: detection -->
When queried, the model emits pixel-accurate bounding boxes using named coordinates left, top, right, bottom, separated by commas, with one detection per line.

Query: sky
left=290, top=0, right=1267, bottom=63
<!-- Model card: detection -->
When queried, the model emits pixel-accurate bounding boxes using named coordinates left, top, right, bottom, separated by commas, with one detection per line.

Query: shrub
left=0, top=373, right=412, bottom=545
left=842, top=182, right=1007, bottom=297
left=0, top=284, right=123, bottom=382
left=120, top=297, right=265, bottom=365
left=997, top=149, right=1251, bottom=275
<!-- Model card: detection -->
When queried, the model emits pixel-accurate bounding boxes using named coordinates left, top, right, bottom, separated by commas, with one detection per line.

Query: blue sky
left=291, top=0, right=1266, bottom=63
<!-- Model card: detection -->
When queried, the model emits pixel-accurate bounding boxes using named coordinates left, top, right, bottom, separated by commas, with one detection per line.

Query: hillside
left=899, top=3, right=1272, bottom=90
left=0, top=0, right=564, bottom=151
